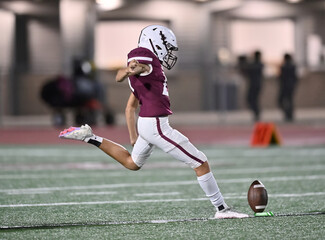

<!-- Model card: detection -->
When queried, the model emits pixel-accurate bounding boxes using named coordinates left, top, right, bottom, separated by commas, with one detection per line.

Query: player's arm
left=116, top=59, right=150, bottom=82
left=125, top=92, right=139, bottom=146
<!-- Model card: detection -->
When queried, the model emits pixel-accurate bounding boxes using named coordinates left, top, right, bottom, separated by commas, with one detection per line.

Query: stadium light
left=1, top=1, right=34, bottom=14
left=286, top=0, right=303, bottom=3
left=96, top=0, right=124, bottom=11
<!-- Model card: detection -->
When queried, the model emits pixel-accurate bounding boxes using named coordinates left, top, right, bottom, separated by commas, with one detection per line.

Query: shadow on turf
left=1, top=212, right=324, bottom=230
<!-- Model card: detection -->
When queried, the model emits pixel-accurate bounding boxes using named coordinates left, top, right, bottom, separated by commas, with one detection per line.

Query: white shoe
left=214, top=208, right=249, bottom=219
left=59, top=124, right=93, bottom=141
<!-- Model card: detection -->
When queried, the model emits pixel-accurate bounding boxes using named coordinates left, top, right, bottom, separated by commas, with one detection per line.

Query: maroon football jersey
left=127, top=47, right=173, bottom=117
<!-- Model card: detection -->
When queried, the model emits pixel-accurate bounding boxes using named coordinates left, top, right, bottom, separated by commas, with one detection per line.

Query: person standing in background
left=246, top=51, right=264, bottom=122
left=278, top=53, right=298, bottom=122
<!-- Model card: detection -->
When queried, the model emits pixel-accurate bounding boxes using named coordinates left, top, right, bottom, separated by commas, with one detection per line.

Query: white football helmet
left=138, top=25, right=178, bottom=70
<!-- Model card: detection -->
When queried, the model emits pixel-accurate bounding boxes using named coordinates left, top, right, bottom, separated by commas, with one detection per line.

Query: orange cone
left=251, top=122, right=282, bottom=147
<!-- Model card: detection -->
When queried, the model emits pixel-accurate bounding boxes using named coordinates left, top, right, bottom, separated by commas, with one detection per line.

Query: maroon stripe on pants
left=156, top=117, right=204, bottom=164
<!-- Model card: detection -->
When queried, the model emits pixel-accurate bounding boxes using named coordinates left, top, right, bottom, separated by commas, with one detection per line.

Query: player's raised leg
left=59, top=124, right=140, bottom=170
left=99, top=139, right=140, bottom=170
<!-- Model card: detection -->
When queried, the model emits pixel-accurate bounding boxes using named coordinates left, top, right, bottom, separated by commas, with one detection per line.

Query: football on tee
left=247, top=180, right=268, bottom=213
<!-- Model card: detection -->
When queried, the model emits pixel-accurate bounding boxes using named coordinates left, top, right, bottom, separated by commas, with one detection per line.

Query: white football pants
left=131, top=116, right=207, bottom=168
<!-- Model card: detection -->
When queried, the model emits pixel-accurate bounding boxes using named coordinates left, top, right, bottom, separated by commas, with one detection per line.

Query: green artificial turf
left=0, top=145, right=324, bottom=239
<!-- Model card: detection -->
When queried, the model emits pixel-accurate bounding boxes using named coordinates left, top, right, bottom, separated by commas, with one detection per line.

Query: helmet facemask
left=162, top=42, right=178, bottom=70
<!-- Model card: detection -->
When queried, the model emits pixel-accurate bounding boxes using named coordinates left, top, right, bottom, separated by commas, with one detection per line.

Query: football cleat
left=214, top=208, right=249, bottom=219
left=59, top=124, right=93, bottom=141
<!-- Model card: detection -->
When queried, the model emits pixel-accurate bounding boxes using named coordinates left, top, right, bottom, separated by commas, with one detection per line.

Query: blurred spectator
left=238, top=51, right=264, bottom=121
left=237, top=55, right=248, bottom=77
left=278, top=53, right=298, bottom=122
left=41, top=58, right=115, bottom=126
left=40, top=75, right=74, bottom=126
left=72, top=59, right=100, bottom=125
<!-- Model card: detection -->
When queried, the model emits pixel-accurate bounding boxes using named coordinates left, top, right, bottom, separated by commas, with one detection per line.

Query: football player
left=59, top=25, right=248, bottom=219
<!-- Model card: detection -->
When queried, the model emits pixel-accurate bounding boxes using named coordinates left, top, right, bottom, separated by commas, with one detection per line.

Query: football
left=247, top=180, right=268, bottom=213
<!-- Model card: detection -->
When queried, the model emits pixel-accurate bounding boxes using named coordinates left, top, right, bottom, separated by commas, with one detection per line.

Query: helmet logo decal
left=160, top=31, right=168, bottom=49
left=149, top=39, right=158, bottom=56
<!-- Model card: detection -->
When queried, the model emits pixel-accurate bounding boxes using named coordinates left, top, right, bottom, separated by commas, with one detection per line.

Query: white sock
left=84, top=135, right=103, bottom=147
left=197, top=172, right=227, bottom=211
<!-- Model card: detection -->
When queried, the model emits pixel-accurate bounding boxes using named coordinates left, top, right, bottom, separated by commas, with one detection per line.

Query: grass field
left=0, top=144, right=324, bottom=239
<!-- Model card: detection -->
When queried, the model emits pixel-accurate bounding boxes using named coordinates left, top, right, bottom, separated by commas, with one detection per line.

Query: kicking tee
left=127, top=47, right=173, bottom=117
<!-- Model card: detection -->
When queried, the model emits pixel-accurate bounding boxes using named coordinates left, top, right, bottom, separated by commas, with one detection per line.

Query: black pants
left=247, top=87, right=261, bottom=121
left=278, top=89, right=294, bottom=121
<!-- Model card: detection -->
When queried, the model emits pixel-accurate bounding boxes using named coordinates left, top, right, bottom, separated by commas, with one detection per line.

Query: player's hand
left=127, top=60, right=148, bottom=76
left=116, top=60, right=149, bottom=82
left=116, top=60, right=140, bottom=82
left=128, top=59, right=139, bottom=70
left=127, top=60, right=141, bottom=75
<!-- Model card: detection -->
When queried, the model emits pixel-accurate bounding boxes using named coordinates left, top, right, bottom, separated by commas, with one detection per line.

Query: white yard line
left=70, top=191, right=117, bottom=196
left=0, top=192, right=324, bottom=208
left=0, top=149, right=101, bottom=157
left=6, top=191, right=52, bottom=195
left=0, top=165, right=324, bottom=180
left=1, top=148, right=325, bottom=158
left=223, top=192, right=325, bottom=199
left=134, top=192, right=180, bottom=197
left=1, top=175, right=324, bottom=194
left=0, top=181, right=197, bottom=194
left=0, top=198, right=207, bottom=208
left=269, top=192, right=325, bottom=198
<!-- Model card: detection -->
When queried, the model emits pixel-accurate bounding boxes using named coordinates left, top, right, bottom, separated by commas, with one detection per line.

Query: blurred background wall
left=0, top=0, right=324, bottom=124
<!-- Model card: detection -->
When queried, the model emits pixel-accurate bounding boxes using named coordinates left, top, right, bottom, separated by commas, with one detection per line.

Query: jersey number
left=162, top=73, right=169, bottom=96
